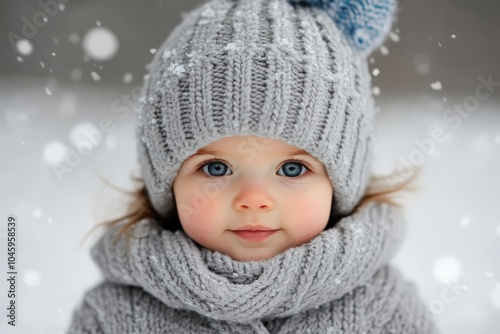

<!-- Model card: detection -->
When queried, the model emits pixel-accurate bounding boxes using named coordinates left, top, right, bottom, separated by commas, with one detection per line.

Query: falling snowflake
left=460, top=216, right=470, bottom=226
left=91, top=71, right=101, bottom=81
left=123, top=72, right=133, bottom=83
left=433, top=256, right=462, bottom=283
left=83, top=27, right=119, bottom=61
left=16, top=39, right=33, bottom=55
left=24, top=270, right=42, bottom=287
left=43, top=141, right=67, bottom=164
left=389, top=31, right=400, bottom=42
left=430, top=81, right=442, bottom=91
left=32, top=208, right=43, bottom=218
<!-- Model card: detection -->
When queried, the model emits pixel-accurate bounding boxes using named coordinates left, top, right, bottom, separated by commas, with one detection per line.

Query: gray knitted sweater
left=68, top=201, right=438, bottom=333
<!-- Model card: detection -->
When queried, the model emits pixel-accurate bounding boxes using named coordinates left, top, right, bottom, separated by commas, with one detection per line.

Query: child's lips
left=232, top=224, right=276, bottom=231
left=231, top=230, right=278, bottom=242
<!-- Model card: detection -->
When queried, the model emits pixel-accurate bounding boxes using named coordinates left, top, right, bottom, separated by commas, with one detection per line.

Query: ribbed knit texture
left=136, top=0, right=398, bottom=218
left=68, top=201, right=439, bottom=333
left=288, top=0, right=397, bottom=56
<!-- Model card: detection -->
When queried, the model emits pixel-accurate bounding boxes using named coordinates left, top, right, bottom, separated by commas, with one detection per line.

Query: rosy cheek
left=288, top=195, right=323, bottom=217
left=288, top=197, right=329, bottom=233
left=180, top=197, right=220, bottom=236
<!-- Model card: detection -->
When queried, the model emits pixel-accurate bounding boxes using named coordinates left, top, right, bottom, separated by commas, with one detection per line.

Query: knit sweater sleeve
left=67, top=280, right=226, bottom=333
left=67, top=280, right=143, bottom=334
left=67, top=285, right=106, bottom=334
left=366, top=265, right=440, bottom=334
left=67, top=280, right=150, bottom=334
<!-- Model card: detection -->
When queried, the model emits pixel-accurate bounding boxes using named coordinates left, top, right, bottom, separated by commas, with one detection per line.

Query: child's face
left=172, top=135, right=333, bottom=262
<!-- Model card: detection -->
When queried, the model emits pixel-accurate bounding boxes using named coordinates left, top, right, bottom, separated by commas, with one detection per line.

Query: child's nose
left=233, top=184, right=276, bottom=212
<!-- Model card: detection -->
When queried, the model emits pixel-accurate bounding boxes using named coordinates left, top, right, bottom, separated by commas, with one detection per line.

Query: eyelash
left=195, top=158, right=313, bottom=180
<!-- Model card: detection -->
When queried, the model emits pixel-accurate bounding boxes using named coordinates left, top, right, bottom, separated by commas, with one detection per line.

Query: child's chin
left=229, top=250, right=279, bottom=262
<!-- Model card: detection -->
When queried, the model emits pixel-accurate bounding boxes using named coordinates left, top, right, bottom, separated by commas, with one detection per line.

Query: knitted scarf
left=69, top=201, right=438, bottom=333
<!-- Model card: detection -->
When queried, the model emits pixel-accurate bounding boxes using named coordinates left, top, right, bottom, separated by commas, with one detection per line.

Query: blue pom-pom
left=288, top=0, right=397, bottom=56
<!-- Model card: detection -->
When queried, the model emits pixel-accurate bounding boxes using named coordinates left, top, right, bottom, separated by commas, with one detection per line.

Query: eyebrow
left=192, top=148, right=310, bottom=157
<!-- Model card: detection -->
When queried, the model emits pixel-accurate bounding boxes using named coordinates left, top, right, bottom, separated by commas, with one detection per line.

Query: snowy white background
left=1, top=0, right=500, bottom=333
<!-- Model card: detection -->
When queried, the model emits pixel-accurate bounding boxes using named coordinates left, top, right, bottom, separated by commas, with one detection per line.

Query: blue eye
left=277, top=161, right=308, bottom=178
left=200, top=160, right=232, bottom=177
left=196, top=159, right=312, bottom=179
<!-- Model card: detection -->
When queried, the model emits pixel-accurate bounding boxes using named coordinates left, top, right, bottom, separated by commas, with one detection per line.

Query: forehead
left=193, top=136, right=311, bottom=156
left=194, top=147, right=310, bottom=156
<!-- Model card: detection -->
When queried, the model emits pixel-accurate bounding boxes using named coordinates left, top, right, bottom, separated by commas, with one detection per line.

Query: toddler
left=68, top=0, right=439, bottom=332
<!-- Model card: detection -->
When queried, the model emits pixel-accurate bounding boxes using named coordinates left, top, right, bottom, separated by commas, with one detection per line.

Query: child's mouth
left=231, top=230, right=278, bottom=242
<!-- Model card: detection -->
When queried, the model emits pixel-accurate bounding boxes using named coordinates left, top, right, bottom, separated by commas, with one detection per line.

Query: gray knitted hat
left=136, top=0, right=397, bottom=217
